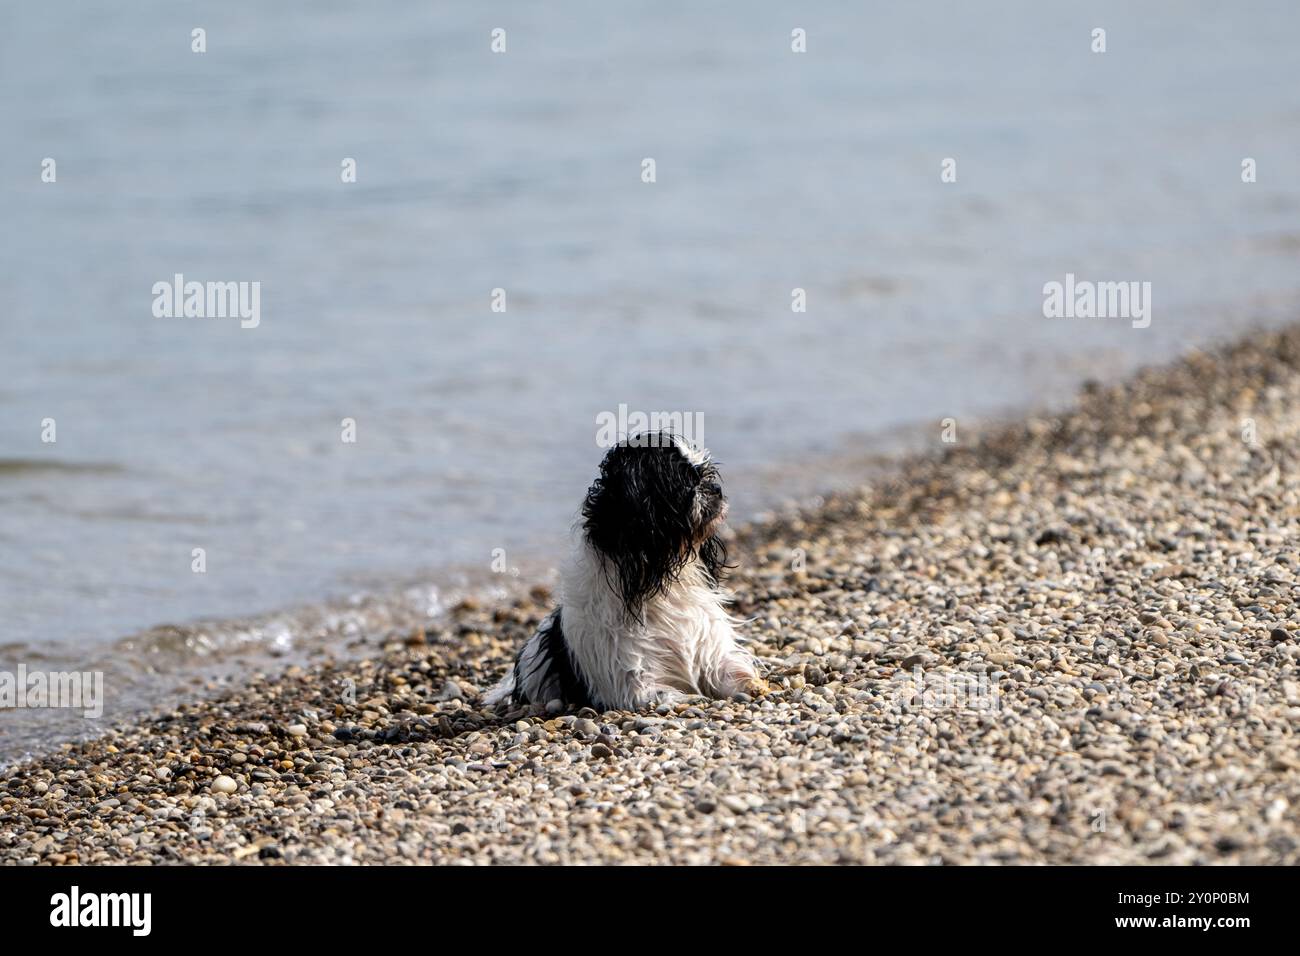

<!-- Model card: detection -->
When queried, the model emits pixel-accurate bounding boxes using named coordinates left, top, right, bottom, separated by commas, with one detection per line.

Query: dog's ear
left=698, top=532, right=731, bottom=586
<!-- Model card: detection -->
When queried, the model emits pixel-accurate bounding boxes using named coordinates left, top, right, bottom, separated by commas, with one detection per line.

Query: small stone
left=211, top=776, right=238, bottom=795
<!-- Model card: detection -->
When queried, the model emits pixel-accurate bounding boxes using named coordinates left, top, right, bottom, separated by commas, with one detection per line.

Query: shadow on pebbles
left=5, top=327, right=1300, bottom=864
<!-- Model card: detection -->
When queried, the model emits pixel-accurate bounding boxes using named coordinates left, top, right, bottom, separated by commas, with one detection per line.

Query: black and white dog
left=485, top=433, right=764, bottom=712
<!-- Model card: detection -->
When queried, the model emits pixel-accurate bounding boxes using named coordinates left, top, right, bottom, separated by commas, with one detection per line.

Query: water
left=3, top=0, right=1299, bottom=759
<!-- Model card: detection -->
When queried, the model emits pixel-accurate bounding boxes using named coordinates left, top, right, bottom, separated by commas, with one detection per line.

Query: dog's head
left=581, top=432, right=730, bottom=614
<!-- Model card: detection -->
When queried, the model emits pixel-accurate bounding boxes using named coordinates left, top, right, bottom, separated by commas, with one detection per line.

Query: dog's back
left=485, top=539, right=751, bottom=710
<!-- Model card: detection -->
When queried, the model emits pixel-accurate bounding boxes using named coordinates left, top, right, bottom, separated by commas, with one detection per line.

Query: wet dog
left=485, top=433, right=764, bottom=711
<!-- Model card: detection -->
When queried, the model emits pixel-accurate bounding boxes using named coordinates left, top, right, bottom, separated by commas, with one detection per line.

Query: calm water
left=3, top=1, right=1300, bottom=758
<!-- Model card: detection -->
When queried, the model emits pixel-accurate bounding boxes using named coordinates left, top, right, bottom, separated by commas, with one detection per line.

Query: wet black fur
left=581, top=432, right=730, bottom=619
left=509, top=609, right=596, bottom=708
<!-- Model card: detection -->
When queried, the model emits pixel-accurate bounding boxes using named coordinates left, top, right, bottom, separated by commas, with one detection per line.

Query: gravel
left=3, top=326, right=1300, bottom=864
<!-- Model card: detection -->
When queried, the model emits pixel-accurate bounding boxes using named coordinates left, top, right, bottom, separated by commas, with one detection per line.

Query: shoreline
left=4, top=316, right=1291, bottom=765
left=0, top=390, right=1036, bottom=765
left=5, top=324, right=1300, bottom=864
left=0, top=560, right=552, bottom=769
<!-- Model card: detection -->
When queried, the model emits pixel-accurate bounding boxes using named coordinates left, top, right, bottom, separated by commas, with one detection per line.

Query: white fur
left=486, top=539, right=757, bottom=710
left=483, top=671, right=515, bottom=706
left=672, top=434, right=710, bottom=468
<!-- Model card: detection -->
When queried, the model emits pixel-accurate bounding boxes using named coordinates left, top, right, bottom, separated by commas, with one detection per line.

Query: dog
left=484, top=432, right=764, bottom=712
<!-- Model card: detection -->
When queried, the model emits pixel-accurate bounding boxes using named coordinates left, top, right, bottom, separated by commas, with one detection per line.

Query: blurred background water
left=2, top=0, right=1299, bottom=758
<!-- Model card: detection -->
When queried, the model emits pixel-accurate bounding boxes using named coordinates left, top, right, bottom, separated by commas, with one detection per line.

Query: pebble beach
left=5, top=325, right=1300, bottom=865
